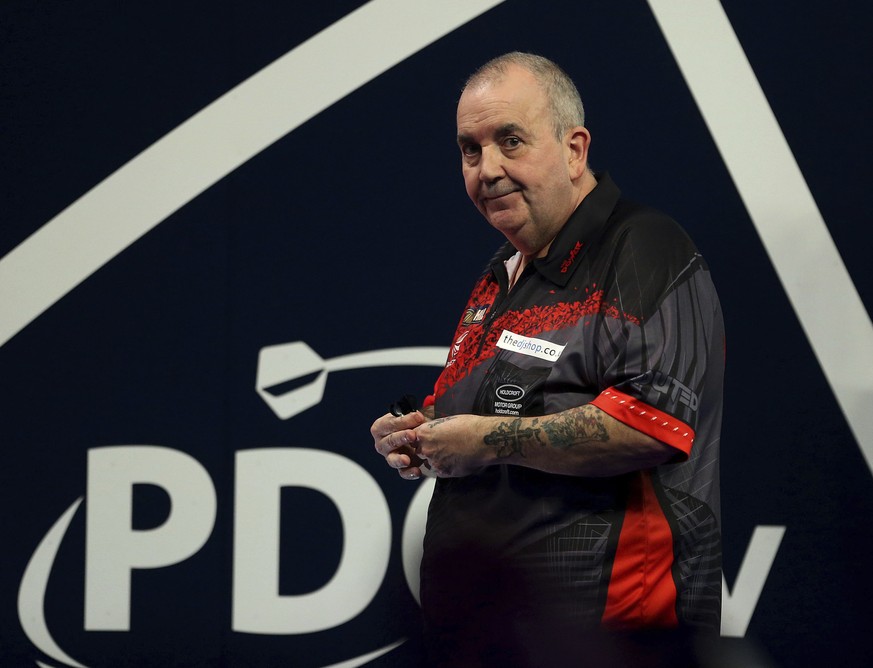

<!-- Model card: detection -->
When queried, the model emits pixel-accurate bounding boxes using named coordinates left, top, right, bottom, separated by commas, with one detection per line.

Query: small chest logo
left=495, top=384, right=525, bottom=401
left=560, top=241, right=584, bottom=273
left=495, top=330, right=566, bottom=362
left=445, top=330, right=471, bottom=368
left=462, top=304, right=490, bottom=326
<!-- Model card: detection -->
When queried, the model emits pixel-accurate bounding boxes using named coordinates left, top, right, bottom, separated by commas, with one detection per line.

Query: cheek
left=462, top=169, right=479, bottom=202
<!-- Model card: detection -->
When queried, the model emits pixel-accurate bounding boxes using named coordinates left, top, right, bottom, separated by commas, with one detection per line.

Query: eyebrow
left=457, top=123, right=526, bottom=146
left=495, top=122, right=524, bottom=138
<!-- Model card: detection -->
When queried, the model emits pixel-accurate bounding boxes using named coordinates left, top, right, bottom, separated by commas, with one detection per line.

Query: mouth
left=481, top=189, right=520, bottom=206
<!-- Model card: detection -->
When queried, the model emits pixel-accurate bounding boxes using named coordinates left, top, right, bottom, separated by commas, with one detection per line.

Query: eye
left=460, top=143, right=480, bottom=158
left=501, top=136, right=522, bottom=150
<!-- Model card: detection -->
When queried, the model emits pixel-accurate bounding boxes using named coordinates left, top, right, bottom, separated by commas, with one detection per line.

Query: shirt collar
left=533, top=171, right=621, bottom=286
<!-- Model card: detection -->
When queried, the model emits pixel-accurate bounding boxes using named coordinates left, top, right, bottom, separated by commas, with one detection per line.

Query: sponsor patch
left=495, top=329, right=565, bottom=362
left=473, top=360, right=549, bottom=417
left=493, top=384, right=526, bottom=416
left=462, top=304, right=490, bottom=326
left=495, top=384, right=525, bottom=401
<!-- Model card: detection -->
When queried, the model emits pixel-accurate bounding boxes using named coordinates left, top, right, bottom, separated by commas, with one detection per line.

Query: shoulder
left=596, top=200, right=713, bottom=311
left=610, top=200, right=696, bottom=250
left=602, top=199, right=706, bottom=277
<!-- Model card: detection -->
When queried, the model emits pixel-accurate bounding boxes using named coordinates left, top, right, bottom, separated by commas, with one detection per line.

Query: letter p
left=84, top=446, right=217, bottom=630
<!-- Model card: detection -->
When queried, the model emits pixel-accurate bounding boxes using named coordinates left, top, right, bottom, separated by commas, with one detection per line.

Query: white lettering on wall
left=84, top=446, right=217, bottom=631
left=232, top=448, right=392, bottom=634
left=721, top=525, right=786, bottom=637
left=21, top=445, right=785, bottom=668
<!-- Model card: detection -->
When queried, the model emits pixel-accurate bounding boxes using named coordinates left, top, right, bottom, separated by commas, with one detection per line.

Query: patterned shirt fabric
left=420, top=173, right=725, bottom=654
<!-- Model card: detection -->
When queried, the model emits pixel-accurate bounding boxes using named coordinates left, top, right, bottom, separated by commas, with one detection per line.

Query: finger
left=370, top=413, right=394, bottom=439
left=419, top=460, right=439, bottom=478
left=398, top=464, right=423, bottom=481
left=371, top=411, right=426, bottom=440
left=385, top=448, right=414, bottom=469
left=375, top=429, right=420, bottom=457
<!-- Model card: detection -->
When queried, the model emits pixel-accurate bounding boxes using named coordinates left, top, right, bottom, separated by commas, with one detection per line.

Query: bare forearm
left=478, top=404, right=674, bottom=477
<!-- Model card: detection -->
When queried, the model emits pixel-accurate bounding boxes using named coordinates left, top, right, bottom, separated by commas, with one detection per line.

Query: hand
left=413, top=414, right=491, bottom=478
left=371, top=410, right=429, bottom=480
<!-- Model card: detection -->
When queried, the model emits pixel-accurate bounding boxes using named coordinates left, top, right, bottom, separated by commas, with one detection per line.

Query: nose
left=478, top=144, right=505, bottom=183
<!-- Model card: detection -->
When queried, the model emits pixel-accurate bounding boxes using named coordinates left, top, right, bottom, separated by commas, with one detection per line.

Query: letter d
left=232, top=448, right=391, bottom=634
left=85, top=446, right=217, bottom=631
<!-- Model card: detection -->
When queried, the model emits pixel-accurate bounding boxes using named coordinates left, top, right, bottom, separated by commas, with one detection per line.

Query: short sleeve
left=589, top=215, right=725, bottom=458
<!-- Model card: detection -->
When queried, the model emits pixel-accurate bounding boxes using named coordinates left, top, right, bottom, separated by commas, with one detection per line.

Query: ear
left=565, top=126, right=591, bottom=180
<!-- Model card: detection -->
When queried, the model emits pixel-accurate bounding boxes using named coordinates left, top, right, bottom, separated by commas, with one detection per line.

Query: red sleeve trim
left=591, top=388, right=694, bottom=458
left=422, top=394, right=435, bottom=409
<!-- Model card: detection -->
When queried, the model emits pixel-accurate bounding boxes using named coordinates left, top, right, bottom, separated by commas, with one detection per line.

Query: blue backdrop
left=2, top=1, right=871, bottom=666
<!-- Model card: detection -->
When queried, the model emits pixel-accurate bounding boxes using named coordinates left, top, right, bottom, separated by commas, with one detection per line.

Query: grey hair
left=463, top=52, right=586, bottom=140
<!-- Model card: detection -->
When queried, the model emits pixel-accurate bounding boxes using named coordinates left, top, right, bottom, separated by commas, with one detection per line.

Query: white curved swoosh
left=0, top=0, right=506, bottom=349
left=320, top=639, right=406, bottom=668
left=19, top=498, right=88, bottom=668
left=648, top=0, right=873, bottom=473
left=20, top=499, right=408, bottom=668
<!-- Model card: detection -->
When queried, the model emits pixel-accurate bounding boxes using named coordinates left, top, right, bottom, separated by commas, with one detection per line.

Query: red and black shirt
left=420, top=173, right=725, bottom=636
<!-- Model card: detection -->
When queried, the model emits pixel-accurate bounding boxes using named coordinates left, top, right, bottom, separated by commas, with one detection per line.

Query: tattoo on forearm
left=542, top=408, right=609, bottom=450
left=483, top=418, right=544, bottom=459
left=426, top=415, right=457, bottom=428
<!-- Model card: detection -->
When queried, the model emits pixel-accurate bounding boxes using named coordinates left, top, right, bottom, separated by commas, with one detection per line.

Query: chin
left=487, top=213, right=527, bottom=237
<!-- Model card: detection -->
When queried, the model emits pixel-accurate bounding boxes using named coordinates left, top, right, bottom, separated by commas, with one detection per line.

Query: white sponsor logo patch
left=495, top=330, right=565, bottom=362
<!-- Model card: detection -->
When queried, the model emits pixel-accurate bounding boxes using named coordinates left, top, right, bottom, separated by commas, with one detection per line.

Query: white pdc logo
left=19, top=342, right=447, bottom=668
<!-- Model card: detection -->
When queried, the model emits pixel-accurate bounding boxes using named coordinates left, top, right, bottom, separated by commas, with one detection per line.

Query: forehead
left=456, top=67, right=549, bottom=137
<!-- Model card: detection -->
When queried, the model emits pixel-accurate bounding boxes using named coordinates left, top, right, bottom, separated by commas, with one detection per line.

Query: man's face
left=456, top=65, right=580, bottom=257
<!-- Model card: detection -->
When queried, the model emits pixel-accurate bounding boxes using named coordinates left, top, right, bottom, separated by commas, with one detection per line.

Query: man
left=372, top=52, right=724, bottom=665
